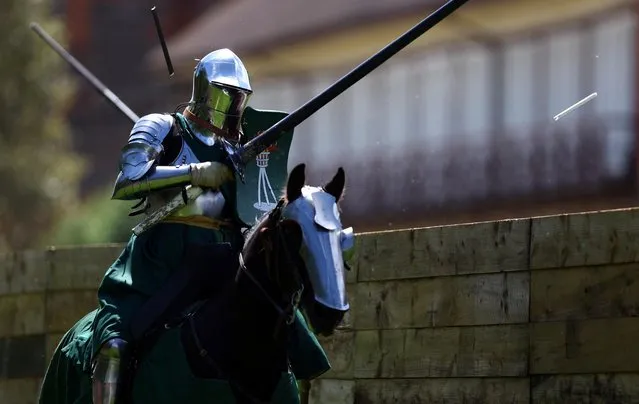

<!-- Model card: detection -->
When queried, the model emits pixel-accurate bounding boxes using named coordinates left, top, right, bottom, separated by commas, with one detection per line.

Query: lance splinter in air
left=30, top=4, right=176, bottom=120
left=151, top=6, right=175, bottom=77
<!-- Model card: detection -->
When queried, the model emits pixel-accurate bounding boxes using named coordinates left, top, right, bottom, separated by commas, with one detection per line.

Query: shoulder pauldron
left=119, top=113, right=176, bottom=181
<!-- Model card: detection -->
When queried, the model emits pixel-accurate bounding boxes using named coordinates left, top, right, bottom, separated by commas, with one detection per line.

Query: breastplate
left=147, top=138, right=227, bottom=221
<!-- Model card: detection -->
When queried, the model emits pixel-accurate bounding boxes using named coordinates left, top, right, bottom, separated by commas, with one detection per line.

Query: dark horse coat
left=38, top=223, right=331, bottom=403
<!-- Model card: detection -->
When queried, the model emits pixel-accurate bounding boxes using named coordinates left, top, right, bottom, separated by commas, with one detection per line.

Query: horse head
left=241, top=163, right=352, bottom=337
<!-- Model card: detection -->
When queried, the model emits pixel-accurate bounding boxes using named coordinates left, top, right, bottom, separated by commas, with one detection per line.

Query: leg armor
left=91, top=338, right=131, bottom=404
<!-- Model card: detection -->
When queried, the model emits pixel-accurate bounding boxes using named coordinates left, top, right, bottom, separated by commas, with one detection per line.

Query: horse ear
left=286, top=163, right=306, bottom=201
left=323, top=167, right=345, bottom=201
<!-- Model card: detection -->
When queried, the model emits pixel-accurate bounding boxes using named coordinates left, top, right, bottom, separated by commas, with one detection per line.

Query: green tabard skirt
left=39, top=222, right=330, bottom=403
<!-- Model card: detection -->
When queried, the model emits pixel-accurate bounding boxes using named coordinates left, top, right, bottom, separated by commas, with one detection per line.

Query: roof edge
left=144, top=0, right=448, bottom=72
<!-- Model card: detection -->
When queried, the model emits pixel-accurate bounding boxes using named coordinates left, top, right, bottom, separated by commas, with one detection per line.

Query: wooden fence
left=3, top=207, right=639, bottom=403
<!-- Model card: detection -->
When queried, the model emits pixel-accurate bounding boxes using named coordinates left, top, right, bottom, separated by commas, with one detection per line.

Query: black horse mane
left=241, top=191, right=295, bottom=262
left=241, top=204, right=279, bottom=259
left=238, top=197, right=309, bottom=318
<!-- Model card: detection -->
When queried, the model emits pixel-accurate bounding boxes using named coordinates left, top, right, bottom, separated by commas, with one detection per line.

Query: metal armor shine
left=110, top=49, right=253, bottom=222
left=187, top=48, right=252, bottom=145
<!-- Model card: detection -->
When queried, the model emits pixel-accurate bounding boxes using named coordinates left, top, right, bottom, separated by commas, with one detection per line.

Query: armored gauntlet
left=188, top=161, right=234, bottom=189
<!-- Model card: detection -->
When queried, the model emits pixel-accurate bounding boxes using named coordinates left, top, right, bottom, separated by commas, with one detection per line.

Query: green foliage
left=45, top=185, right=139, bottom=247
left=0, top=0, right=86, bottom=251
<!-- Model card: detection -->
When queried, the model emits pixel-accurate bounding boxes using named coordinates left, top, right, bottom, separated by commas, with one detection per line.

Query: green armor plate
left=236, top=106, right=294, bottom=226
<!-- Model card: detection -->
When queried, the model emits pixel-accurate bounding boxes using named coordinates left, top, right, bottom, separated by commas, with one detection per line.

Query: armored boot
left=91, top=338, right=131, bottom=404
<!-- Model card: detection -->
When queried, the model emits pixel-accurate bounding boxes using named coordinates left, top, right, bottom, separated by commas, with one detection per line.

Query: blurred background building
left=50, top=0, right=639, bottom=233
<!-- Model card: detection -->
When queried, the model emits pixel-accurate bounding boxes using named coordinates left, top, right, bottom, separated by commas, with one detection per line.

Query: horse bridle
left=182, top=199, right=307, bottom=404
left=234, top=199, right=306, bottom=335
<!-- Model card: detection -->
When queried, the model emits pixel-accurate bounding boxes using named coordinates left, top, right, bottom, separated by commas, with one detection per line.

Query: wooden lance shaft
left=30, top=22, right=140, bottom=124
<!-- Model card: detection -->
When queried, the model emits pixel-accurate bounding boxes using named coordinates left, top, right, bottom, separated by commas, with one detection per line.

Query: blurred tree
left=45, top=185, right=139, bottom=247
left=0, top=0, right=86, bottom=251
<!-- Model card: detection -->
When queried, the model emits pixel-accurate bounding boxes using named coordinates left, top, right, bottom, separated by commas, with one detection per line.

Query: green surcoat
left=39, top=114, right=330, bottom=403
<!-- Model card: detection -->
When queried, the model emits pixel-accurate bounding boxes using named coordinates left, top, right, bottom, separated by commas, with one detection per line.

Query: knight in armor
left=83, top=49, right=329, bottom=403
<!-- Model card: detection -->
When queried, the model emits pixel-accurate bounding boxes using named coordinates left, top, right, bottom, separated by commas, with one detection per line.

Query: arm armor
left=111, top=113, right=193, bottom=201
left=91, top=338, right=131, bottom=404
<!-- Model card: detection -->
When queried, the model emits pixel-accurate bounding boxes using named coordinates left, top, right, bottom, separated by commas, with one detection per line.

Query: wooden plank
left=355, top=218, right=530, bottom=281
left=318, top=331, right=354, bottom=379
left=45, top=291, right=97, bottom=333
left=309, top=379, right=354, bottom=404
left=331, top=283, right=356, bottom=332
left=0, top=334, right=45, bottom=379
left=532, top=374, right=639, bottom=404
left=0, top=294, right=45, bottom=338
left=530, top=208, right=639, bottom=270
left=352, top=272, right=529, bottom=329
left=355, top=378, right=529, bottom=404
left=0, top=250, right=49, bottom=295
left=47, top=246, right=121, bottom=291
left=531, top=263, right=639, bottom=322
left=354, top=325, right=528, bottom=378
left=531, top=318, right=639, bottom=374
left=0, top=378, right=42, bottom=404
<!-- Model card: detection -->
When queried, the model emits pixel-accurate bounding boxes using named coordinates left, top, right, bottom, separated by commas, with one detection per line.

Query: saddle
left=125, top=241, right=238, bottom=390
left=130, top=242, right=238, bottom=341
